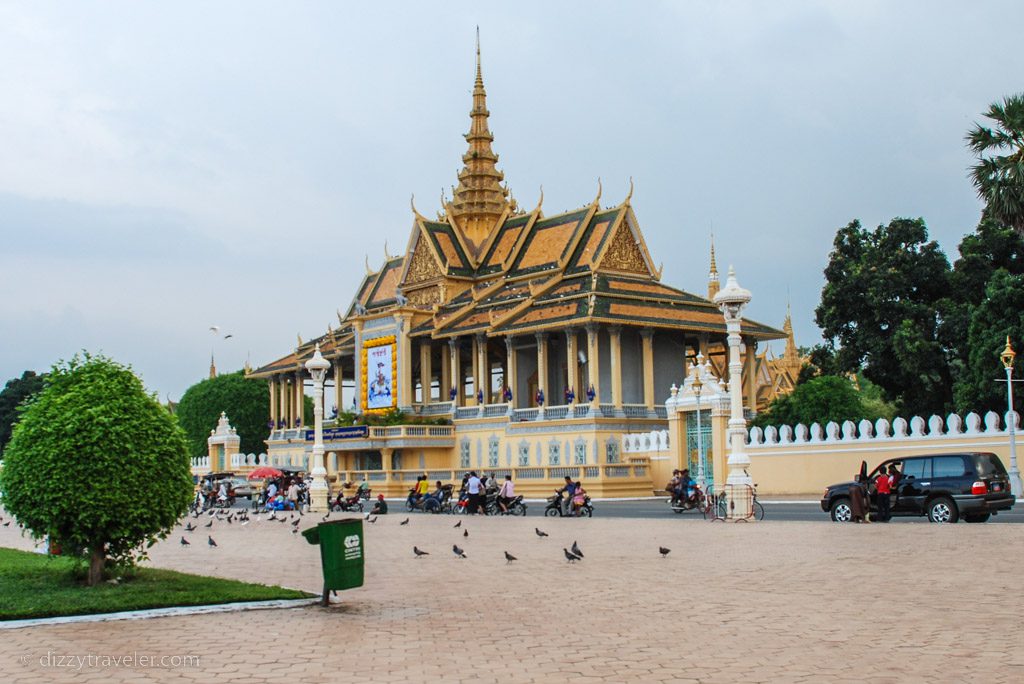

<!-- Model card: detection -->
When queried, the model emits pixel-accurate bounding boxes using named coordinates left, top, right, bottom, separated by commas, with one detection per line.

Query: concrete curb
left=0, top=597, right=318, bottom=631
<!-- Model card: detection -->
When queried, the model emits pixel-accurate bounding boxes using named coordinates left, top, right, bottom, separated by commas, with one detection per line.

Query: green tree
left=967, top=94, right=1024, bottom=234
left=938, top=218, right=1024, bottom=385
left=0, top=354, right=192, bottom=586
left=815, top=217, right=952, bottom=416
left=953, top=270, right=1024, bottom=414
left=0, top=370, right=46, bottom=457
left=175, top=371, right=273, bottom=457
left=751, top=375, right=876, bottom=428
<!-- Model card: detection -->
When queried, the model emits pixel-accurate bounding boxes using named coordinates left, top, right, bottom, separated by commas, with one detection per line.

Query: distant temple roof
left=250, top=38, right=784, bottom=379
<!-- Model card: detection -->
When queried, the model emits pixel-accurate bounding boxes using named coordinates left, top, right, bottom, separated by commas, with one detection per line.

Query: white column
left=305, top=344, right=331, bottom=512
left=713, top=266, right=753, bottom=519
left=505, top=336, right=517, bottom=410
left=449, top=338, right=461, bottom=406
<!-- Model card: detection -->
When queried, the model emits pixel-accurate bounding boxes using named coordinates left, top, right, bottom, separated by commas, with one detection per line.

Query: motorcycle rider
left=498, top=474, right=515, bottom=514
left=556, top=476, right=577, bottom=516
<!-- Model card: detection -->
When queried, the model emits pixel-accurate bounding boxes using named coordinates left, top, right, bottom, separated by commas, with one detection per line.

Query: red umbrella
left=247, top=466, right=283, bottom=480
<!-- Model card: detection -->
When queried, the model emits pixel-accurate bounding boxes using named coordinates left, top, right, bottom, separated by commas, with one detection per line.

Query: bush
left=752, top=375, right=883, bottom=429
left=0, top=353, right=192, bottom=585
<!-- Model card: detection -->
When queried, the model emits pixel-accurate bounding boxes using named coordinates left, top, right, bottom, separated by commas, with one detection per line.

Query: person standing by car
left=875, top=468, right=892, bottom=522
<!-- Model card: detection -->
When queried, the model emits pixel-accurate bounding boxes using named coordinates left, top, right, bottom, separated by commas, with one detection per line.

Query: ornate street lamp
left=712, top=266, right=753, bottom=519
left=999, top=337, right=1022, bottom=497
left=305, top=343, right=331, bottom=512
left=693, top=373, right=706, bottom=491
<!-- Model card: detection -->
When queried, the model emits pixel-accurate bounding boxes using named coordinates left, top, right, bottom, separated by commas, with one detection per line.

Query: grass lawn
left=0, top=547, right=313, bottom=621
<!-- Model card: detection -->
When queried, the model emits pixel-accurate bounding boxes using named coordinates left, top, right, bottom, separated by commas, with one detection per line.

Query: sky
left=1, top=1, right=1022, bottom=402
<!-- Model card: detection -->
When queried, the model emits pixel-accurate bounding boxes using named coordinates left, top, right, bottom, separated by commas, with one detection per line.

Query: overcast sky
left=2, top=1, right=1021, bottom=402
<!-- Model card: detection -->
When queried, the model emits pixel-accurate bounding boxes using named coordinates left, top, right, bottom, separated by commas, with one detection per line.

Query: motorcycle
left=668, top=485, right=707, bottom=514
left=486, top=493, right=527, bottom=516
left=331, top=493, right=364, bottom=513
left=544, top=490, right=593, bottom=517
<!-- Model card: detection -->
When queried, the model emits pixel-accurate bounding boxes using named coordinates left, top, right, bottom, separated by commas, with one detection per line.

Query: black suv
left=821, top=452, right=1015, bottom=523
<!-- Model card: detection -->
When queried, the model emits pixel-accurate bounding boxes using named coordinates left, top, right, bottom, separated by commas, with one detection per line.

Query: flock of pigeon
left=174, top=507, right=673, bottom=561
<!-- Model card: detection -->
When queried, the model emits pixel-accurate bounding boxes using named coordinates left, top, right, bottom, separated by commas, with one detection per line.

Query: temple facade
left=247, top=43, right=793, bottom=497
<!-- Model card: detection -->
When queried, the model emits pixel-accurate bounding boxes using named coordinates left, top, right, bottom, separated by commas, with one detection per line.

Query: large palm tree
left=967, top=94, right=1024, bottom=234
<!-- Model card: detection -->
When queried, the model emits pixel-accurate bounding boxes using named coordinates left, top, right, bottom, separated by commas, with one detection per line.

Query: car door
left=897, top=457, right=930, bottom=513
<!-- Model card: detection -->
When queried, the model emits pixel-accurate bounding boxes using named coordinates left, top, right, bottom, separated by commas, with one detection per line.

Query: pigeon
left=180, top=536, right=190, bottom=546
left=463, top=529, right=469, bottom=538
left=368, top=516, right=378, bottom=524
left=400, top=518, right=410, bottom=526
left=453, top=520, right=462, bottom=529
left=241, top=518, right=249, bottom=526
left=535, top=527, right=548, bottom=538
left=278, top=517, right=288, bottom=524
left=204, top=520, right=213, bottom=528
left=452, top=544, right=467, bottom=558
left=291, top=528, right=298, bottom=535
left=2, top=521, right=9, bottom=527
left=659, top=547, right=671, bottom=558
left=504, top=551, right=517, bottom=564
left=208, top=536, right=217, bottom=548
left=184, top=523, right=195, bottom=532
left=224, top=333, right=233, bottom=339
left=413, top=546, right=429, bottom=558
left=291, top=519, right=300, bottom=527
left=571, top=541, right=584, bottom=558
left=226, top=516, right=232, bottom=525
left=563, top=548, right=581, bottom=563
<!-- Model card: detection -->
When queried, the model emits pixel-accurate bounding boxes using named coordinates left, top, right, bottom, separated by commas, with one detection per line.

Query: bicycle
left=704, top=484, right=765, bottom=521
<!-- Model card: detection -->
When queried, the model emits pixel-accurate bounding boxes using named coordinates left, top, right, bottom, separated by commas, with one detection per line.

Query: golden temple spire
left=707, top=232, right=720, bottom=299
left=783, top=296, right=799, bottom=362
left=209, top=352, right=217, bottom=379
left=449, top=28, right=510, bottom=250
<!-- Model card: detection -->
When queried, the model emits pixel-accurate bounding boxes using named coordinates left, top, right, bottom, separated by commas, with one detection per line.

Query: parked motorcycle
left=486, top=494, right=527, bottom=516
left=331, top=493, right=364, bottom=513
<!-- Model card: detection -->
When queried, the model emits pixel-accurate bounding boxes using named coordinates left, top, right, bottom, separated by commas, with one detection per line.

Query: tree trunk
left=87, top=545, right=105, bottom=586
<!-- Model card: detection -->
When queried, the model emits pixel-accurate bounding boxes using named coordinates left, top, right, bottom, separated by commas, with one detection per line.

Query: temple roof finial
left=707, top=230, right=720, bottom=300
left=449, top=29, right=509, bottom=251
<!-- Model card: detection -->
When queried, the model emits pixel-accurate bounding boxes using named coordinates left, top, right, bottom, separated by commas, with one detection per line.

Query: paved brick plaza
left=2, top=513, right=1022, bottom=683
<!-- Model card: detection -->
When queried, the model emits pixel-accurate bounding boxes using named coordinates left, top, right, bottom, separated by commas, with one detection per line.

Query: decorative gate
left=685, top=411, right=714, bottom=488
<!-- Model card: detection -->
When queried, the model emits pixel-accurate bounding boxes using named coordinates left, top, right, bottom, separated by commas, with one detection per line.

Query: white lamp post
left=713, top=266, right=753, bottom=519
left=1000, top=337, right=1022, bottom=498
left=693, top=373, right=706, bottom=491
left=305, top=343, right=331, bottom=512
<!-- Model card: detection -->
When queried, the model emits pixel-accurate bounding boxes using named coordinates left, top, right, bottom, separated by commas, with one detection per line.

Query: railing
left=573, top=404, right=592, bottom=418
left=544, top=405, right=570, bottom=420
left=600, top=404, right=617, bottom=417
left=622, top=404, right=649, bottom=418
left=341, top=463, right=650, bottom=486
left=364, top=425, right=454, bottom=439
left=454, top=406, right=481, bottom=420
left=511, top=408, right=540, bottom=422
left=418, top=401, right=455, bottom=416
left=482, top=403, right=511, bottom=417
left=654, top=405, right=668, bottom=419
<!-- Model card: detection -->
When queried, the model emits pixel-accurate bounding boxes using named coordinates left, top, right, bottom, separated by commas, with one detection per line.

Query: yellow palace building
left=247, top=43, right=792, bottom=498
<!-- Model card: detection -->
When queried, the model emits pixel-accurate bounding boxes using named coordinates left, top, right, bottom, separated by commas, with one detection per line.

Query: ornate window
left=517, top=442, right=530, bottom=467
left=548, top=441, right=561, bottom=466
left=488, top=437, right=500, bottom=468
left=606, top=439, right=620, bottom=464
left=459, top=440, right=471, bottom=469
left=574, top=441, right=587, bottom=465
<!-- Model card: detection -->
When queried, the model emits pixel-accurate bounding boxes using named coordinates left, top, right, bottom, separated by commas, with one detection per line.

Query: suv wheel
left=829, top=498, right=853, bottom=522
left=927, top=497, right=959, bottom=524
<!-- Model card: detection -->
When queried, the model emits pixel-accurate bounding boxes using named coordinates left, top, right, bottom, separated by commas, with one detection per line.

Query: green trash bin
left=302, top=518, right=364, bottom=604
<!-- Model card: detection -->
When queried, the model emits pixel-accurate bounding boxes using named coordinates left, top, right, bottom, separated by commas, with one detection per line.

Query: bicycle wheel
left=752, top=500, right=765, bottom=521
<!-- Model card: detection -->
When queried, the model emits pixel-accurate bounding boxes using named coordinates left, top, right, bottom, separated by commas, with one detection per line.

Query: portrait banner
left=363, top=336, right=397, bottom=411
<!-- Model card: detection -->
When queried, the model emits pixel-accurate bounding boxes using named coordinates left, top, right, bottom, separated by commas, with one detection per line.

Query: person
left=431, top=480, right=445, bottom=501
left=287, top=479, right=299, bottom=510
left=887, top=464, right=902, bottom=508
left=498, top=474, right=515, bottom=514
left=356, top=478, right=371, bottom=497
left=678, top=469, right=696, bottom=506
left=572, top=481, right=587, bottom=515
left=667, top=470, right=682, bottom=504
left=266, top=480, right=278, bottom=502
left=849, top=474, right=868, bottom=523
left=874, top=466, right=892, bottom=522
left=217, top=480, right=229, bottom=505
left=407, top=475, right=424, bottom=508
left=465, top=471, right=485, bottom=515
left=557, top=476, right=576, bottom=516
left=370, top=493, right=388, bottom=515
